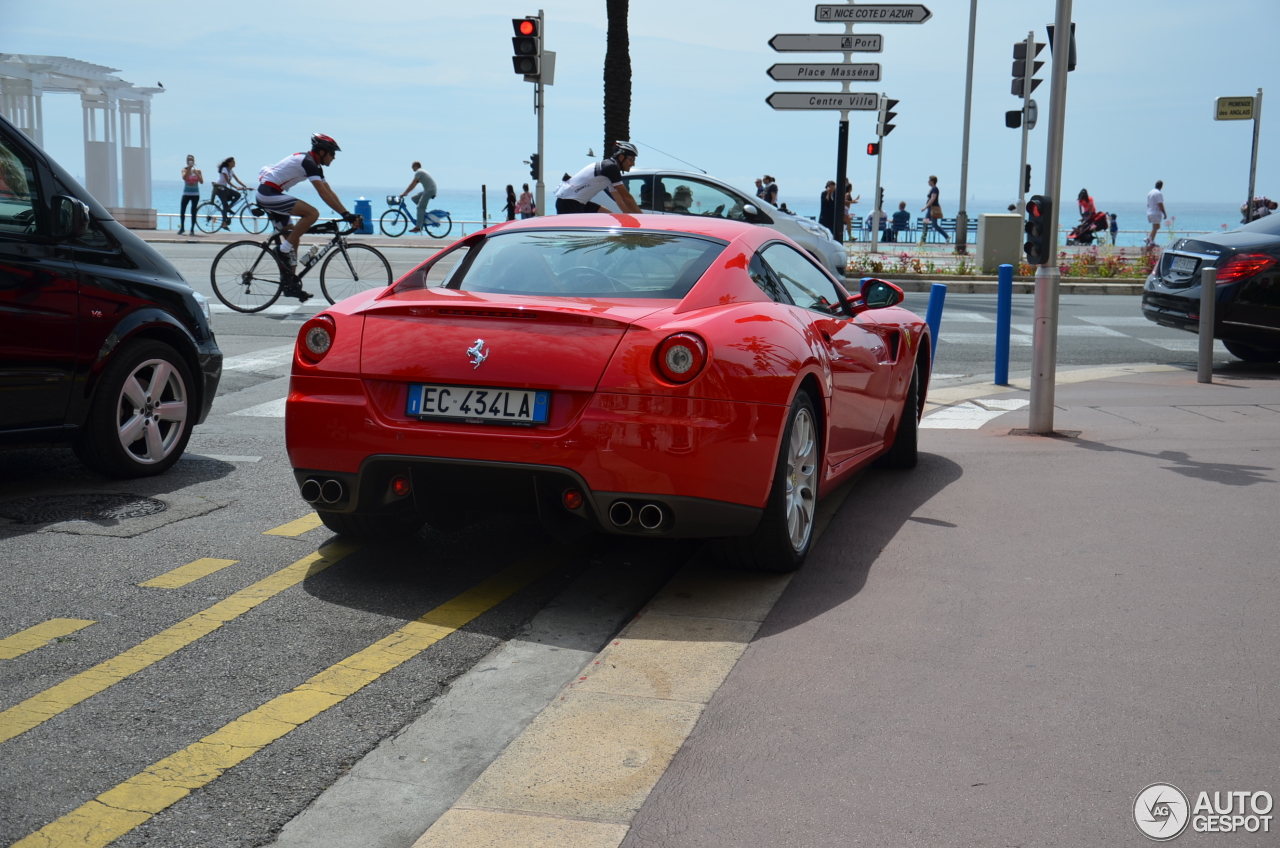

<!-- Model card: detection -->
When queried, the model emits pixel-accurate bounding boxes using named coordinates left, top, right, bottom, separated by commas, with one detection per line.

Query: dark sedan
left=1142, top=215, right=1280, bottom=362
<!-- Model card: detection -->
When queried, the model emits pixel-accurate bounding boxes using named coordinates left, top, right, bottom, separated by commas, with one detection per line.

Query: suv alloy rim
left=116, top=358, right=188, bottom=464
left=786, top=407, right=817, bottom=551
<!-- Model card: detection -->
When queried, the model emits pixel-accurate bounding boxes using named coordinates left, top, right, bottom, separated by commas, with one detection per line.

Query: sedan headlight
left=796, top=217, right=834, bottom=240
left=192, top=291, right=212, bottom=325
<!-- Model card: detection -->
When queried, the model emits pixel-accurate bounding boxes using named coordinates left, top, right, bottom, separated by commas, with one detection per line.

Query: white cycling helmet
left=611, top=141, right=638, bottom=159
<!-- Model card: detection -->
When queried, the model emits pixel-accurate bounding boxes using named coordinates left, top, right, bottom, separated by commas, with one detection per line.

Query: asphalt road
left=0, top=241, right=1240, bottom=847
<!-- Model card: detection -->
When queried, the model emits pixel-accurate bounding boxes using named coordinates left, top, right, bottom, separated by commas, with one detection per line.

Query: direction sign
left=766, top=91, right=880, bottom=111
left=815, top=4, right=932, bottom=23
left=769, top=33, right=884, bottom=52
left=1215, top=96, right=1255, bottom=121
left=768, top=62, right=881, bottom=82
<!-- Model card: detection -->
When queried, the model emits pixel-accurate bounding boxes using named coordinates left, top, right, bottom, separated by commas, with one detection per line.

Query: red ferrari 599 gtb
left=286, top=214, right=930, bottom=572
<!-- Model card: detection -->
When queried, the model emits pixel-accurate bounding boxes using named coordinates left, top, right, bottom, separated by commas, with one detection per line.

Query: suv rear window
left=452, top=230, right=726, bottom=298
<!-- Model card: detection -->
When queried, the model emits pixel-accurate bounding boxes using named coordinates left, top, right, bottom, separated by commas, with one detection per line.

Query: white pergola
left=0, top=54, right=162, bottom=228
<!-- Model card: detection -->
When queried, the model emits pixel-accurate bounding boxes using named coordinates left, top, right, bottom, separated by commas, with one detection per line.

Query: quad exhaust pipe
left=609, top=500, right=666, bottom=530
left=301, top=477, right=346, bottom=505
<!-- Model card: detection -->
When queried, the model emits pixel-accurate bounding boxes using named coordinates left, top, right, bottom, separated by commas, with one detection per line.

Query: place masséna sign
left=768, top=63, right=882, bottom=82
left=766, top=92, right=880, bottom=111
left=815, top=4, right=932, bottom=23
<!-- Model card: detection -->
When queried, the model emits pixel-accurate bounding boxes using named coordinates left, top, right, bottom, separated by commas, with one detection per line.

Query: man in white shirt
left=1145, top=180, right=1166, bottom=248
left=554, top=142, right=642, bottom=214
left=399, top=162, right=438, bottom=233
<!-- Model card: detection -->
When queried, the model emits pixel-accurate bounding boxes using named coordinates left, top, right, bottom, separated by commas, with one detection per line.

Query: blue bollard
left=353, top=197, right=373, bottom=235
left=995, top=263, right=1013, bottom=385
left=924, top=282, right=947, bottom=368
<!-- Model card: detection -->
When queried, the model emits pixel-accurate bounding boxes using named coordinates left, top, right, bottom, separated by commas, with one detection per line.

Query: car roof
left=484, top=212, right=760, bottom=241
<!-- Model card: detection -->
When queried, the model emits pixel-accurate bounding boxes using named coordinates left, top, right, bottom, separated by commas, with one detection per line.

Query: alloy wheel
left=116, top=358, right=188, bottom=464
left=785, top=407, right=817, bottom=551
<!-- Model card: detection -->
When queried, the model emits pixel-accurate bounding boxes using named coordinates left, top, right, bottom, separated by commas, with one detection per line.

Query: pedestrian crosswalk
left=210, top=303, right=310, bottom=315
left=938, top=313, right=1227, bottom=354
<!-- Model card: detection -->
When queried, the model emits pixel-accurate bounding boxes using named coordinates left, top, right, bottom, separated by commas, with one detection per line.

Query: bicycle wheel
left=379, top=209, right=408, bottom=237
left=320, top=243, right=393, bottom=304
left=193, top=201, right=225, bottom=234
left=211, top=241, right=284, bottom=313
left=240, top=204, right=269, bottom=234
left=425, top=212, right=452, bottom=239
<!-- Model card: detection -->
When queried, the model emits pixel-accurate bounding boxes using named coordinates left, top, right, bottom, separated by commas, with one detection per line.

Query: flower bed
left=846, top=244, right=1160, bottom=279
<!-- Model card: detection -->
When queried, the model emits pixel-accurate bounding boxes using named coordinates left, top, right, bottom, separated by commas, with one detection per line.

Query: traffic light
left=877, top=187, right=885, bottom=210
left=1011, top=40, right=1045, bottom=97
left=1046, top=23, right=1077, bottom=72
left=876, top=97, right=898, bottom=137
left=1005, top=110, right=1022, bottom=129
left=866, top=142, right=879, bottom=156
left=529, top=152, right=540, bottom=181
left=1024, top=164, right=1032, bottom=194
left=1024, top=195, right=1051, bottom=264
left=511, top=17, right=542, bottom=77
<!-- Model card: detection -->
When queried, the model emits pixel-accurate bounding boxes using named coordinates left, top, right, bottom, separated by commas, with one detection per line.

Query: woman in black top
left=502, top=184, right=517, bottom=222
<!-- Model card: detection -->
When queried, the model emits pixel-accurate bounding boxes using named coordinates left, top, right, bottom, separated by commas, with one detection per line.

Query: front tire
left=320, top=244, right=393, bottom=304
left=211, top=241, right=283, bottom=312
left=74, top=339, right=195, bottom=478
left=1223, top=339, right=1280, bottom=363
left=875, top=360, right=920, bottom=469
left=714, top=391, right=819, bottom=573
left=317, top=510, right=425, bottom=540
left=380, top=209, right=408, bottom=237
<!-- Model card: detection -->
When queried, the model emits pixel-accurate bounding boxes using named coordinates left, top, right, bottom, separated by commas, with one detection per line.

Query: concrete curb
left=882, top=278, right=1144, bottom=295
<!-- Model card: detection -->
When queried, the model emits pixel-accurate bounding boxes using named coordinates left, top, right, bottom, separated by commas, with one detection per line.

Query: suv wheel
left=1223, top=339, right=1280, bottom=363
left=74, top=339, right=195, bottom=477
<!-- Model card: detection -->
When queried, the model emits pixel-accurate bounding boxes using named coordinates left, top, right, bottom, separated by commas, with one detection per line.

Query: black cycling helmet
left=311, top=133, right=341, bottom=153
left=611, top=141, right=638, bottom=160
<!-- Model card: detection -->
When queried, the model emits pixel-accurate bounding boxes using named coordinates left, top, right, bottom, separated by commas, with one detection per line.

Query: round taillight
left=299, top=315, right=336, bottom=362
left=562, top=488, right=584, bottom=510
left=391, top=475, right=412, bottom=497
left=655, top=333, right=707, bottom=383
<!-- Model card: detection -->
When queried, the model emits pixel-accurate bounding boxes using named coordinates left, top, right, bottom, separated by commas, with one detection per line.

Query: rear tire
left=874, top=360, right=920, bottom=469
left=425, top=212, right=452, bottom=239
left=316, top=510, right=425, bottom=540
left=714, top=391, right=819, bottom=573
left=1223, top=339, right=1280, bottom=363
left=193, top=201, right=224, bottom=234
left=211, top=241, right=283, bottom=313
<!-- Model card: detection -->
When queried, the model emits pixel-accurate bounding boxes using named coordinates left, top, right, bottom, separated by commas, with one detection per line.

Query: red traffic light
left=519, top=20, right=535, bottom=35
left=512, top=17, right=539, bottom=37
left=867, top=142, right=879, bottom=156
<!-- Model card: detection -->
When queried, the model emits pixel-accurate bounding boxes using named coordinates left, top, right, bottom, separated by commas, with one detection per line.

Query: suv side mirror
left=53, top=195, right=91, bottom=239
left=860, top=277, right=904, bottom=309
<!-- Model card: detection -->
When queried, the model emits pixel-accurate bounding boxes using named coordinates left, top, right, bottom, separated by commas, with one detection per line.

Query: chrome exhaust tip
left=320, top=479, right=345, bottom=504
left=300, top=478, right=322, bottom=503
left=609, top=501, right=634, bottom=527
left=638, top=504, right=664, bottom=530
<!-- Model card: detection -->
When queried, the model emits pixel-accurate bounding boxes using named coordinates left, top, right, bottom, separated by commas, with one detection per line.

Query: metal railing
left=149, top=211, right=492, bottom=237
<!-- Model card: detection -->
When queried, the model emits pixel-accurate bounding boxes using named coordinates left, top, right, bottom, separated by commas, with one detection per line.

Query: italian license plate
left=1171, top=255, right=1198, bottom=274
left=406, top=384, right=549, bottom=424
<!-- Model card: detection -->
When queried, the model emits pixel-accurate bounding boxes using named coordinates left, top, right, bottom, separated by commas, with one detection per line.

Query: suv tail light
left=299, top=314, right=336, bottom=363
left=1214, top=253, right=1278, bottom=284
left=654, top=333, right=707, bottom=383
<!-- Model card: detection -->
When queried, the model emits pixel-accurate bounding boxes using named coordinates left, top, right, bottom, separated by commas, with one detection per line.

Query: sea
left=146, top=180, right=1249, bottom=248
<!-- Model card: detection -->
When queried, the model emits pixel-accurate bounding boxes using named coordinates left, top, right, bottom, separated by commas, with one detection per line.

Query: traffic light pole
left=1017, top=31, right=1033, bottom=215
left=871, top=108, right=884, bottom=254
left=1028, top=0, right=1073, bottom=435
left=954, top=0, right=978, bottom=256
left=1245, top=87, right=1263, bottom=222
left=535, top=9, right=546, bottom=217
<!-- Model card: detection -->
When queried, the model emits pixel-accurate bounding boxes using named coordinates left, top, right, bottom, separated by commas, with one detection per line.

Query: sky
left=4, top=0, right=1277, bottom=212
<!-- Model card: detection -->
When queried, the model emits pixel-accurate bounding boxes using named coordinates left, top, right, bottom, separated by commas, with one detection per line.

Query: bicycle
left=379, top=195, right=452, bottom=238
left=209, top=215, right=393, bottom=312
left=194, top=190, right=270, bottom=235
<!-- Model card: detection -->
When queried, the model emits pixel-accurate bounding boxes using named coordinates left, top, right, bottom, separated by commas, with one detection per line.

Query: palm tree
left=603, top=0, right=631, bottom=155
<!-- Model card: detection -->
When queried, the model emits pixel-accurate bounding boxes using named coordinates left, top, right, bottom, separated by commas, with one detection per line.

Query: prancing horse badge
left=466, top=339, right=489, bottom=369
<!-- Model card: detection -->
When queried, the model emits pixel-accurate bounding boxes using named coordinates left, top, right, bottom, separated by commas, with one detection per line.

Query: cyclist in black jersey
left=256, top=133, right=360, bottom=297
left=554, top=141, right=642, bottom=214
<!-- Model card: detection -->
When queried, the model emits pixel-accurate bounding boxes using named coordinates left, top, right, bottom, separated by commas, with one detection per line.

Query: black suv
left=1142, top=215, right=1280, bottom=362
left=0, top=114, right=221, bottom=476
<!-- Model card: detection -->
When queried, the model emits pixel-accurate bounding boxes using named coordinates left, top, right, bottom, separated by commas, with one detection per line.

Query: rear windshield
left=451, top=230, right=726, bottom=298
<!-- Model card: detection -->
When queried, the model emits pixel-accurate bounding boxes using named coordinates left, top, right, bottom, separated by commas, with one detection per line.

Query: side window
left=0, top=136, right=40, bottom=237
left=659, top=178, right=747, bottom=221
left=760, top=243, right=844, bottom=315
left=619, top=175, right=653, bottom=210
left=748, top=253, right=786, bottom=302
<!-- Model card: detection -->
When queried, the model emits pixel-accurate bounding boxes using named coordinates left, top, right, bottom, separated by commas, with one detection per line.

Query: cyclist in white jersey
left=256, top=134, right=359, bottom=293
left=554, top=142, right=642, bottom=214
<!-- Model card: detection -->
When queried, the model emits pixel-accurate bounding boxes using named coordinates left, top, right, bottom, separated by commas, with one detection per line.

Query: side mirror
left=743, top=203, right=759, bottom=218
left=860, top=277, right=904, bottom=309
left=53, top=195, right=91, bottom=239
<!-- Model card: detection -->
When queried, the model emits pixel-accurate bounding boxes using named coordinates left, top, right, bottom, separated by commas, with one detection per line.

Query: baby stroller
left=1068, top=210, right=1109, bottom=245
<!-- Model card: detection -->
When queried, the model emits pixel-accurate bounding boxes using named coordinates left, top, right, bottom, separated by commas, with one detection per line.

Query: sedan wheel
left=74, top=339, right=195, bottom=478
left=783, top=406, right=818, bottom=553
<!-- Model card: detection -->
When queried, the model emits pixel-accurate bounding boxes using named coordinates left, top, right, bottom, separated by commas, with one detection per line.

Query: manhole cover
left=0, top=494, right=167, bottom=525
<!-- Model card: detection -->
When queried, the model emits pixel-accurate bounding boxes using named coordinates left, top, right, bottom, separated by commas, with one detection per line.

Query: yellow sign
left=1215, top=96, right=1255, bottom=121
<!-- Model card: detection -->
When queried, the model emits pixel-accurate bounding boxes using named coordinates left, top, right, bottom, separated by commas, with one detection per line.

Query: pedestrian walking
left=920, top=175, right=947, bottom=242
left=844, top=180, right=861, bottom=240
left=762, top=176, right=778, bottom=207
left=178, top=154, right=202, bottom=235
left=1077, top=188, right=1096, bottom=224
left=399, top=161, right=437, bottom=234
left=212, top=156, right=250, bottom=230
left=516, top=183, right=535, bottom=218
left=755, top=178, right=765, bottom=199
left=502, top=184, right=517, bottom=222
left=1145, top=180, right=1166, bottom=249
left=819, top=181, right=838, bottom=235
left=1108, top=213, right=1119, bottom=246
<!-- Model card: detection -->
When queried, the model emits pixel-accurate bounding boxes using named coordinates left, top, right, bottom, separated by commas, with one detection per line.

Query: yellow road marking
left=13, top=551, right=560, bottom=848
left=0, top=620, right=96, bottom=660
left=139, top=558, right=239, bottom=589
left=263, top=513, right=324, bottom=537
left=0, top=542, right=358, bottom=746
